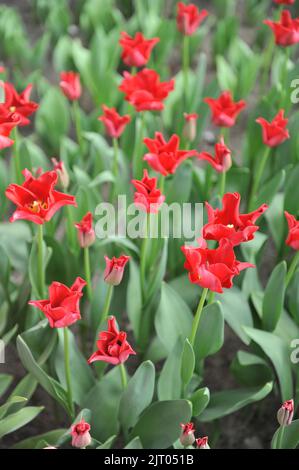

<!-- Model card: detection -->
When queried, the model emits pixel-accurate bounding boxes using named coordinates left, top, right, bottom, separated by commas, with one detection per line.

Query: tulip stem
left=111, top=137, right=119, bottom=202
left=84, top=247, right=92, bottom=300
left=119, top=363, right=128, bottom=390
left=140, top=213, right=150, bottom=297
left=189, top=288, right=209, bottom=346
left=72, top=100, right=84, bottom=155
left=66, top=206, right=76, bottom=253
left=183, top=35, right=189, bottom=105
left=219, top=171, right=226, bottom=199
left=101, top=284, right=113, bottom=325
left=37, top=224, right=45, bottom=298
left=64, top=327, right=74, bottom=418
left=133, top=113, right=146, bottom=179
left=208, top=290, right=215, bottom=304
left=248, top=146, right=271, bottom=212
left=285, top=250, right=299, bottom=288
left=12, top=127, right=22, bottom=185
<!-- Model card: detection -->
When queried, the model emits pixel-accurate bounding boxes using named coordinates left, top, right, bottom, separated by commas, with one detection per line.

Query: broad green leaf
left=200, top=382, right=273, bottom=422
left=181, top=339, right=195, bottom=386
left=262, top=261, right=287, bottom=331
left=190, top=387, right=210, bottom=417
left=0, top=406, right=44, bottom=439
left=125, top=437, right=143, bottom=449
left=158, top=339, right=183, bottom=401
left=194, top=301, right=224, bottom=359
left=0, top=374, right=13, bottom=397
left=0, top=396, right=27, bottom=420
left=272, top=419, right=299, bottom=449
left=231, top=351, right=273, bottom=387
left=119, top=361, right=155, bottom=432
left=130, top=400, right=192, bottom=449
left=96, top=435, right=116, bottom=449
left=13, top=429, right=66, bottom=449
left=126, top=260, right=142, bottom=341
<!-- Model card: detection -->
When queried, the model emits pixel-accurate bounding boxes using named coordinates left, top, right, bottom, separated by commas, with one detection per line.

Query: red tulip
left=119, top=32, right=160, bottom=68
left=0, top=109, right=21, bottom=150
left=196, top=437, right=209, bottom=449
left=98, top=105, right=131, bottom=139
left=88, top=316, right=136, bottom=365
left=183, top=113, right=198, bottom=142
left=75, top=212, right=96, bottom=249
left=176, top=2, right=208, bottom=36
left=28, top=277, right=86, bottom=328
left=71, top=419, right=91, bottom=449
left=132, top=169, right=165, bottom=213
left=204, top=91, right=246, bottom=128
left=203, top=192, right=268, bottom=246
left=277, top=399, right=294, bottom=426
left=264, top=10, right=299, bottom=46
left=197, top=137, right=232, bottom=173
left=181, top=238, right=254, bottom=293
left=5, top=169, right=77, bottom=224
left=180, top=423, right=195, bottom=447
left=274, top=0, right=295, bottom=4
left=51, top=158, right=69, bottom=189
left=143, top=132, right=197, bottom=176
left=256, top=110, right=290, bottom=147
left=60, top=71, right=82, bottom=101
left=119, top=68, right=174, bottom=112
left=0, top=82, right=38, bottom=126
left=104, top=255, right=130, bottom=286
left=285, top=211, right=299, bottom=250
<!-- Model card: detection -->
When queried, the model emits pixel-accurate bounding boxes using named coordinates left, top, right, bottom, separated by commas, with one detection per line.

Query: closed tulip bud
left=183, top=113, right=198, bottom=142
left=196, top=436, right=209, bottom=449
left=277, top=399, right=294, bottom=426
left=180, top=423, right=195, bottom=447
left=71, top=419, right=92, bottom=449
left=104, top=255, right=130, bottom=286
left=52, top=158, right=69, bottom=190
left=74, top=212, right=96, bottom=249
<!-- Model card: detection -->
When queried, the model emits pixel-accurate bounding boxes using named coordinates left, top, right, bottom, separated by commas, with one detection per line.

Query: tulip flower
left=276, top=399, right=294, bottom=449
left=183, top=113, right=198, bottom=143
left=203, top=192, right=268, bottom=246
left=204, top=91, right=246, bottom=128
left=285, top=212, right=299, bottom=287
left=196, top=437, right=210, bottom=449
left=0, top=82, right=38, bottom=126
left=71, top=419, right=92, bottom=449
left=98, top=105, right=131, bottom=139
left=197, top=137, right=232, bottom=173
left=264, top=10, right=299, bottom=47
left=143, top=132, right=197, bottom=177
left=59, top=71, right=81, bottom=101
left=119, top=31, right=160, bottom=68
left=119, top=68, right=174, bottom=112
left=0, top=110, right=21, bottom=150
left=75, top=212, right=96, bottom=300
left=176, top=2, right=208, bottom=36
left=274, top=1, right=295, bottom=4
left=132, top=170, right=165, bottom=213
left=180, top=423, right=195, bottom=447
left=256, top=110, right=289, bottom=147
left=104, top=255, right=130, bottom=286
left=51, top=158, right=69, bottom=190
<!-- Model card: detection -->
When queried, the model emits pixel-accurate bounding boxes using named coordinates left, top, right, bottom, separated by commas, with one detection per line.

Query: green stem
left=219, top=171, right=226, bottom=199
left=111, top=137, right=119, bottom=202
left=205, top=164, right=213, bottom=200
left=12, top=127, right=22, bottom=185
left=84, top=246, right=92, bottom=300
left=159, top=174, right=165, bottom=195
left=119, top=363, right=128, bottom=390
left=37, top=224, right=45, bottom=298
left=277, top=425, right=285, bottom=449
left=66, top=206, right=76, bottom=252
left=64, top=327, right=74, bottom=418
left=72, top=100, right=84, bottom=155
left=279, top=47, right=291, bottom=108
left=183, top=35, right=189, bottom=106
left=189, top=288, right=209, bottom=346
left=286, top=250, right=299, bottom=288
left=208, top=290, right=215, bottom=304
left=248, top=146, right=271, bottom=212
left=133, top=113, right=146, bottom=179
left=140, top=213, right=149, bottom=297
left=101, top=284, right=113, bottom=324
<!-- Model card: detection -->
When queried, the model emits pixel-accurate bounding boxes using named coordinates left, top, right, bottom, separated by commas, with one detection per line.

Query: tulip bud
left=183, top=113, right=198, bottom=142
left=196, top=436, right=209, bottom=449
left=52, top=158, right=69, bottom=190
left=180, top=423, right=195, bottom=447
left=74, top=212, right=96, bottom=249
left=71, top=419, right=92, bottom=449
left=103, top=255, right=130, bottom=286
left=277, top=399, right=294, bottom=427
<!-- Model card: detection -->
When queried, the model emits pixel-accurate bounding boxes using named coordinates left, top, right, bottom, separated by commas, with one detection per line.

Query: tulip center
left=27, top=200, right=48, bottom=213
left=9, top=106, right=16, bottom=113
left=227, top=224, right=234, bottom=228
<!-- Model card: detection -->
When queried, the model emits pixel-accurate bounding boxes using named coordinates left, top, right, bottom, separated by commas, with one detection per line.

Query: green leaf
left=0, top=374, right=13, bottom=397
left=29, top=234, right=52, bottom=298
left=96, top=435, right=116, bottom=449
left=217, top=287, right=253, bottom=344
left=262, top=261, right=287, bottom=331
left=244, top=327, right=293, bottom=401
left=0, top=222, right=31, bottom=272
left=190, top=387, right=210, bottom=417
left=231, top=351, right=273, bottom=387
left=256, top=169, right=285, bottom=208
left=126, top=260, right=142, bottom=342
left=119, top=361, right=155, bottom=432
left=284, top=163, right=299, bottom=214
left=194, top=301, right=224, bottom=359
left=216, top=55, right=237, bottom=91
left=265, top=193, right=285, bottom=251
left=0, top=396, right=27, bottom=420
left=272, top=419, right=299, bottom=449
left=130, top=400, right=192, bottom=449
left=158, top=339, right=183, bottom=401
left=200, top=382, right=273, bottom=422
left=155, top=282, right=193, bottom=353
left=0, top=406, right=44, bottom=439
left=13, top=429, right=66, bottom=449
left=125, top=437, right=143, bottom=449
left=181, top=339, right=195, bottom=386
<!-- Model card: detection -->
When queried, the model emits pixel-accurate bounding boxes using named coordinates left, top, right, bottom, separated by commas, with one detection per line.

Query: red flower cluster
left=264, top=10, right=299, bottom=47
left=5, top=169, right=77, bottom=224
left=119, top=32, right=159, bottom=68
left=176, top=2, right=208, bottom=36
left=119, top=68, right=174, bottom=112
left=98, top=105, right=131, bottom=139
left=204, top=91, right=246, bottom=128
left=285, top=211, right=299, bottom=250
left=88, top=316, right=136, bottom=365
left=29, top=277, right=86, bottom=328
left=60, top=71, right=81, bottom=101
left=256, top=110, right=289, bottom=147
left=143, top=132, right=197, bottom=176
left=197, top=138, right=232, bottom=173
left=181, top=238, right=253, bottom=294
left=132, top=170, right=165, bottom=213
